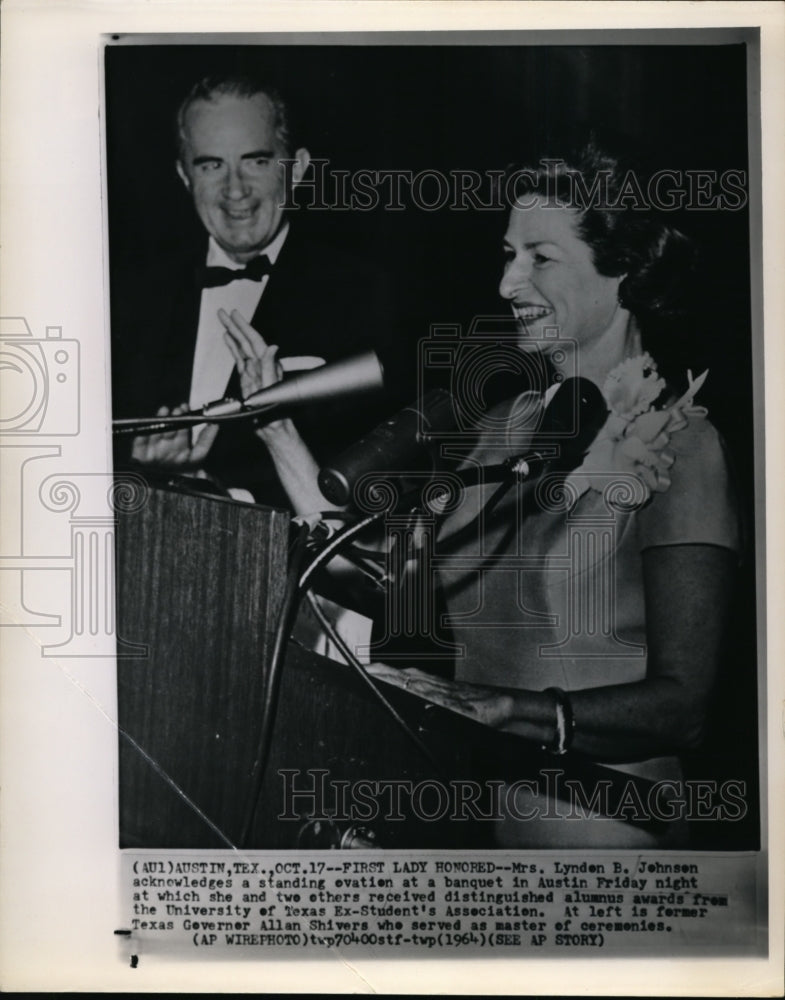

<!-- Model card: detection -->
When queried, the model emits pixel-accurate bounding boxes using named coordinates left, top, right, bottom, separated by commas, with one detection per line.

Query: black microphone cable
left=303, top=589, right=443, bottom=771
left=297, top=511, right=388, bottom=594
left=241, top=508, right=418, bottom=845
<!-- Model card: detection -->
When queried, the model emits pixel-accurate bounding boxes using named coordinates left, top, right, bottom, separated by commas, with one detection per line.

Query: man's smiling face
left=177, top=93, right=308, bottom=263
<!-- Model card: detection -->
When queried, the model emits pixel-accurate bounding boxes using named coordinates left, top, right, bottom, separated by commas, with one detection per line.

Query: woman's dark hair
left=504, top=130, right=698, bottom=322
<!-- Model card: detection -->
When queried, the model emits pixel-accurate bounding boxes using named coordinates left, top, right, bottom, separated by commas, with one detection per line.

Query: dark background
left=105, top=39, right=760, bottom=848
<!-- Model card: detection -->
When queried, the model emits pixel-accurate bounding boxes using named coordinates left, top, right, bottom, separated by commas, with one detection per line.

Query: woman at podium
left=224, top=133, right=742, bottom=849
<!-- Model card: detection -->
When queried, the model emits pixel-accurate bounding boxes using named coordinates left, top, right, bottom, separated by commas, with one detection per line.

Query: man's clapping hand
left=219, top=307, right=288, bottom=441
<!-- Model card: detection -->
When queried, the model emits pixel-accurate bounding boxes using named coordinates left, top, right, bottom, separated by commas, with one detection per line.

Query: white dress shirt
left=188, top=222, right=290, bottom=412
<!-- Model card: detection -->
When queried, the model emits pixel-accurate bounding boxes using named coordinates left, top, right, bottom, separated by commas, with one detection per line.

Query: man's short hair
left=175, top=73, right=297, bottom=160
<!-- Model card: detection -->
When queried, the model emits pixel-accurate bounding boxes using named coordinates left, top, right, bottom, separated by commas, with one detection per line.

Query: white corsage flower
left=603, top=353, right=666, bottom=419
left=565, top=355, right=708, bottom=508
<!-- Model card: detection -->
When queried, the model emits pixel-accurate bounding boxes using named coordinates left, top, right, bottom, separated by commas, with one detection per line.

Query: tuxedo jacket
left=111, top=227, right=407, bottom=507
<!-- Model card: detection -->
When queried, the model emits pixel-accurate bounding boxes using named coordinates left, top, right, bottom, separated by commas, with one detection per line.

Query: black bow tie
left=196, top=254, right=273, bottom=288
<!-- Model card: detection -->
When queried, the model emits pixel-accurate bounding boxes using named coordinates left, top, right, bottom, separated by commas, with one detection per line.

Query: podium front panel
left=116, top=484, right=290, bottom=848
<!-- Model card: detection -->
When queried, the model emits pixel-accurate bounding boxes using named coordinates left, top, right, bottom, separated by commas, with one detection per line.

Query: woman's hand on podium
left=366, top=664, right=516, bottom=729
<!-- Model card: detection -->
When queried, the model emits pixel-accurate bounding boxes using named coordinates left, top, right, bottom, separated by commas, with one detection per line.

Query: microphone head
left=540, top=377, right=608, bottom=469
left=317, top=388, right=456, bottom=507
left=243, top=351, right=385, bottom=409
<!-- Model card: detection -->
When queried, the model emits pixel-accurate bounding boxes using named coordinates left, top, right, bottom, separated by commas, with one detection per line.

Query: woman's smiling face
left=499, top=197, right=626, bottom=355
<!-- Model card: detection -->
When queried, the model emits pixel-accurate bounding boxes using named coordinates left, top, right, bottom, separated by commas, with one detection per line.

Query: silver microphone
left=113, top=352, right=385, bottom=435
left=242, top=351, right=385, bottom=410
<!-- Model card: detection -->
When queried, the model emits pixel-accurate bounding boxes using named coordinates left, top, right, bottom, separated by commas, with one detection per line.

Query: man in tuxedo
left=111, top=73, right=401, bottom=509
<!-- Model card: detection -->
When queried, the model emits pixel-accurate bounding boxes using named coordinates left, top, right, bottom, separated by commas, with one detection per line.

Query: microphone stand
left=111, top=399, right=277, bottom=436
left=112, top=350, right=385, bottom=437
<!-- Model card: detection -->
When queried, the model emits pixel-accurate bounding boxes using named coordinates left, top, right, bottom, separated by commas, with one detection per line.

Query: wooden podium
left=115, top=480, right=486, bottom=850
left=115, top=482, right=288, bottom=848
left=116, top=480, right=672, bottom=850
